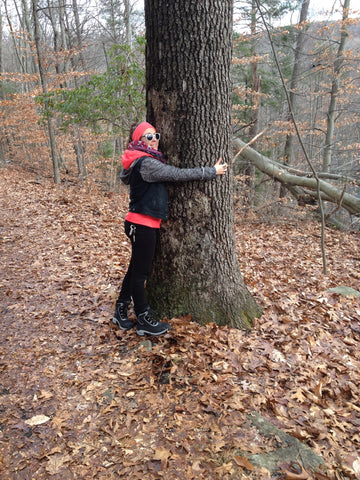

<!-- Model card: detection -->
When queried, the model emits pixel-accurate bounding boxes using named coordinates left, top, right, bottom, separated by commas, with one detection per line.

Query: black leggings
left=117, top=221, right=157, bottom=315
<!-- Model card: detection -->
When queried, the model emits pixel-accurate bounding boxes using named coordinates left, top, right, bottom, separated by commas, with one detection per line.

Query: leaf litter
left=0, top=166, right=359, bottom=479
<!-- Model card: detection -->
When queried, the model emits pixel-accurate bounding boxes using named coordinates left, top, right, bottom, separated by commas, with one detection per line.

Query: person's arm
left=140, top=157, right=227, bottom=183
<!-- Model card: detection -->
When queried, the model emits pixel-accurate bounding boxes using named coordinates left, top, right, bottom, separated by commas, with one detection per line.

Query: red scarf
left=127, top=140, right=166, bottom=163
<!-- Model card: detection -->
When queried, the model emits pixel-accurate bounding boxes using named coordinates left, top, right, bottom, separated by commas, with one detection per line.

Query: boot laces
left=145, top=313, right=158, bottom=326
left=118, top=303, right=128, bottom=318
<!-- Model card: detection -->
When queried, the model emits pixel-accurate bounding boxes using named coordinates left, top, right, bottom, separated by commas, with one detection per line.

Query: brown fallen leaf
left=280, top=463, right=309, bottom=480
left=153, top=448, right=171, bottom=461
left=25, top=414, right=50, bottom=426
left=313, top=472, right=333, bottom=480
left=314, top=380, right=323, bottom=400
left=233, top=455, right=254, bottom=470
left=45, top=454, right=72, bottom=475
left=343, top=455, right=360, bottom=479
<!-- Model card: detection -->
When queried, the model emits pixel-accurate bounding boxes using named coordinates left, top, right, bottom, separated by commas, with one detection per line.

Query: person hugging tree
left=113, top=121, right=228, bottom=336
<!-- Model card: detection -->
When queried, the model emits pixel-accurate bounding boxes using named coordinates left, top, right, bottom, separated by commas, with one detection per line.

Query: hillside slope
left=0, top=166, right=359, bottom=479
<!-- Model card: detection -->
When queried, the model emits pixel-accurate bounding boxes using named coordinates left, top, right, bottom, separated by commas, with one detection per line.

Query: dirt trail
left=0, top=166, right=360, bottom=480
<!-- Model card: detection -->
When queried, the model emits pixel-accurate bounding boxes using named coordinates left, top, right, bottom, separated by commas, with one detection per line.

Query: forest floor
left=0, top=165, right=360, bottom=480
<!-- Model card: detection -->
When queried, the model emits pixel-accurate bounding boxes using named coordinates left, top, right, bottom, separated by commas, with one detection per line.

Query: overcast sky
left=135, top=0, right=355, bottom=24
left=282, top=0, right=351, bottom=25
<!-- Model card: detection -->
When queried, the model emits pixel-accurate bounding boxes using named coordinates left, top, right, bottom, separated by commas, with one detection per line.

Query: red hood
left=121, top=150, right=151, bottom=170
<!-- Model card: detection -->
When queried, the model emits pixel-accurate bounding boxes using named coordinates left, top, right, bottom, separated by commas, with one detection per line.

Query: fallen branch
left=232, top=126, right=270, bottom=164
left=233, top=138, right=360, bottom=218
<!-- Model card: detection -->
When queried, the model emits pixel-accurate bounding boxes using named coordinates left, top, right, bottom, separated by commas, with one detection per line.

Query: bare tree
left=71, top=0, right=87, bottom=71
left=322, top=0, right=351, bottom=173
left=246, top=0, right=262, bottom=206
left=3, top=0, right=26, bottom=75
left=0, top=5, right=3, bottom=93
left=0, top=5, right=5, bottom=166
left=32, top=0, right=60, bottom=184
left=283, top=0, right=310, bottom=168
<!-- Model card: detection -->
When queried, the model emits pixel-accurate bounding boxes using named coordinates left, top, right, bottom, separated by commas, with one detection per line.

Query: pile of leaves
left=0, top=166, right=359, bottom=480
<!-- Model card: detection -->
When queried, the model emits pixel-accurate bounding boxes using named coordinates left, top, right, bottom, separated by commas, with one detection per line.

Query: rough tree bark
left=144, top=0, right=262, bottom=329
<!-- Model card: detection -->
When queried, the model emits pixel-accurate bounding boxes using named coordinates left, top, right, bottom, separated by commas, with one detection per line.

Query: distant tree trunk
left=322, top=0, right=350, bottom=173
left=58, top=0, right=68, bottom=55
left=46, top=0, right=69, bottom=84
left=0, top=8, right=5, bottom=166
left=3, top=0, right=26, bottom=75
left=20, top=0, right=38, bottom=74
left=280, top=0, right=310, bottom=198
left=124, top=0, right=132, bottom=47
left=281, top=0, right=310, bottom=199
left=145, top=0, right=262, bottom=328
left=32, top=0, right=60, bottom=184
left=245, top=0, right=261, bottom=206
left=21, top=0, right=33, bottom=39
left=248, top=0, right=261, bottom=142
left=0, top=7, right=3, bottom=94
left=72, top=0, right=87, bottom=71
left=46, top=0, right=60, bottom=68
left=4, top=0, right=37, bottom=88
left=73, top=126, right=87, bottom=179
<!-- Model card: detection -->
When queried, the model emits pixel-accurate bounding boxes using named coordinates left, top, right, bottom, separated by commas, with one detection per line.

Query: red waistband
left=125, top=212, right=161, bottom=228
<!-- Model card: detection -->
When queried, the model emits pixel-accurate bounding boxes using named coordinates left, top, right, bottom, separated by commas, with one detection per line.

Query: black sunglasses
left=142, top=133, right=160, bottom=141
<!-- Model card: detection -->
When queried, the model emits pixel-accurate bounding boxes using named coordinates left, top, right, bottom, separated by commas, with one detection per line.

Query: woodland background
left=0, top=0, right=359, bottom=226
left=0, top=0, right=360, bottom=479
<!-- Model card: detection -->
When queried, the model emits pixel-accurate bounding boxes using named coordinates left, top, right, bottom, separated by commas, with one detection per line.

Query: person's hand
left=214, top=158, right=228, bottom=175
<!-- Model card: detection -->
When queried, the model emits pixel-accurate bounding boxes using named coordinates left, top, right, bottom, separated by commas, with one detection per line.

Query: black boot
left=136, top=310, right=170, bottom=336
left=112, top=301, right=135, bottom=330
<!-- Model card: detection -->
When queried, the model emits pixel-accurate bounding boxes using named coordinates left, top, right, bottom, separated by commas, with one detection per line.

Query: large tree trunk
left=144, top=0, right=262, bottom=329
